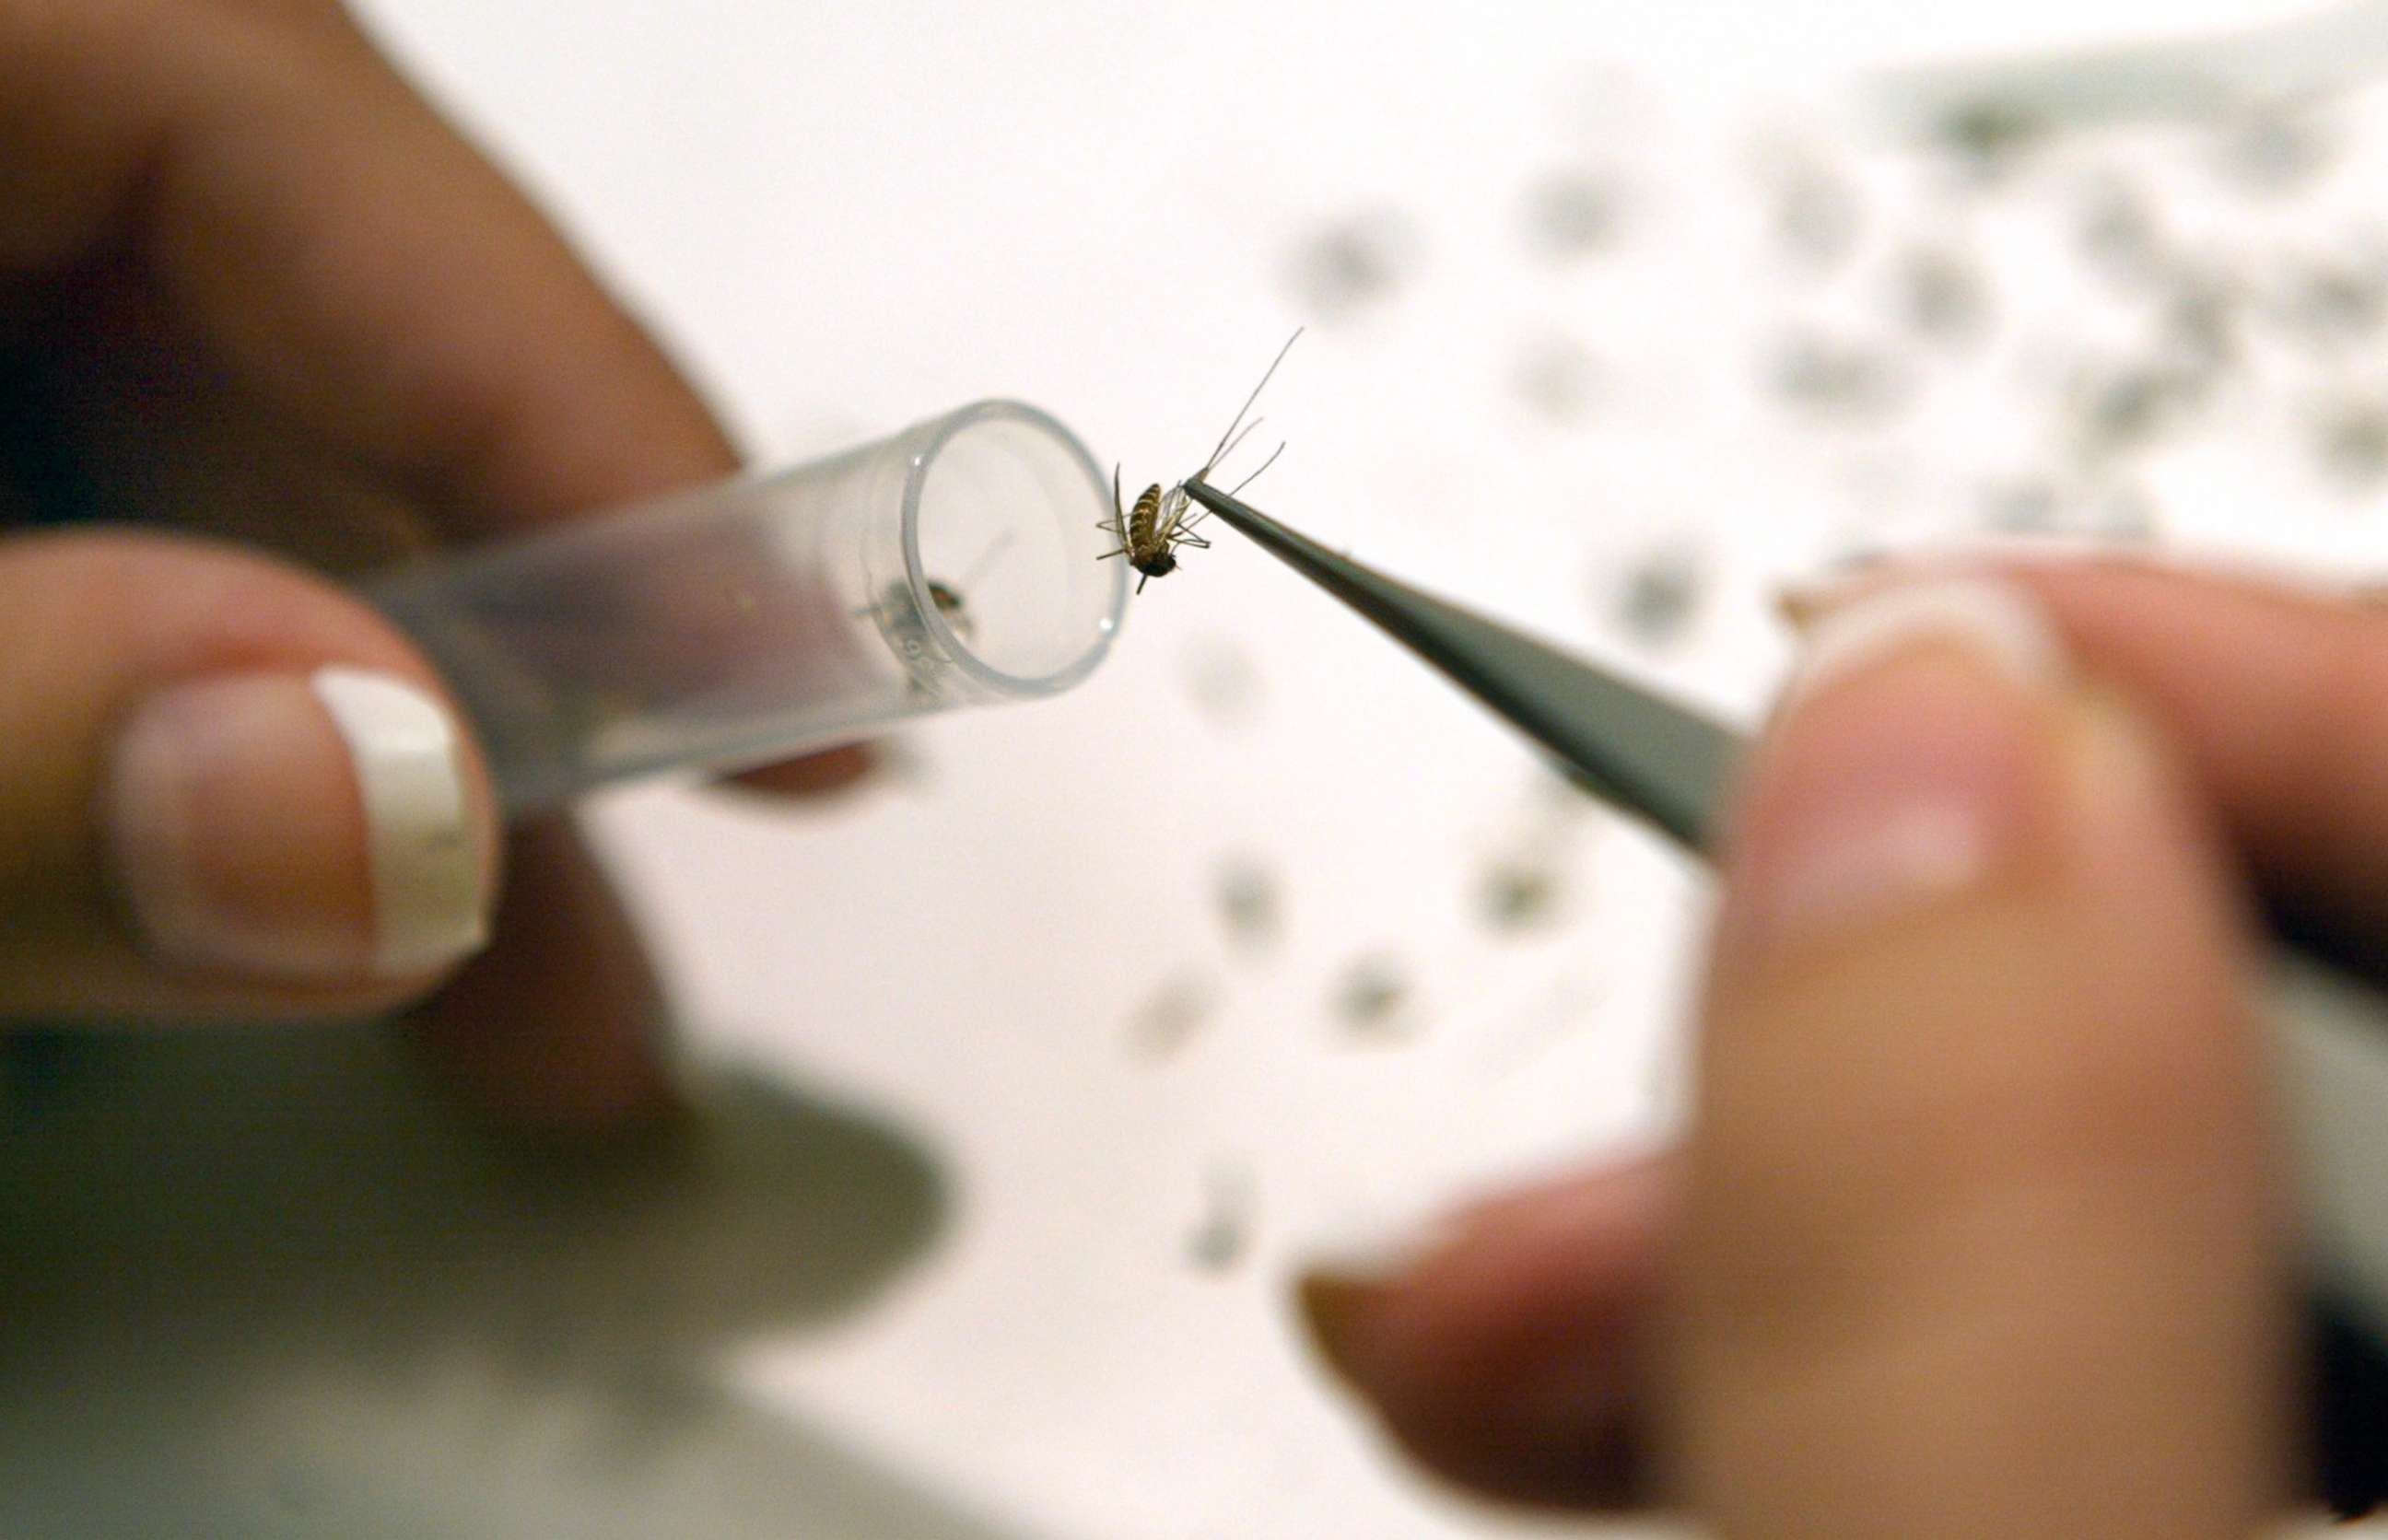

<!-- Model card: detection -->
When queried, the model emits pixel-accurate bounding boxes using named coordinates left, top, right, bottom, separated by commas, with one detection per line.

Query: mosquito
left=1102, top=328, right=1301, bottom=592
left=858, top=531, right=1015, bottom=693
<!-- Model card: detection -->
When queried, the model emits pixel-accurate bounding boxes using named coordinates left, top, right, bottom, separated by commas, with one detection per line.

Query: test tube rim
left=901, top=397, right=1127, bottom=697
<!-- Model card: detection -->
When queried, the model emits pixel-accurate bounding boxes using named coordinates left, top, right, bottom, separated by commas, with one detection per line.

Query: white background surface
left=16, top=1, right=2388, bottom=1535
left=356, top=2, right=2388, bottom=1535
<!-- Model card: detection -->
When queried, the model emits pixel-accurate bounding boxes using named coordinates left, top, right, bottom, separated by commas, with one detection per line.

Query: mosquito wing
left=1155, top=483, right=1193, bottom=541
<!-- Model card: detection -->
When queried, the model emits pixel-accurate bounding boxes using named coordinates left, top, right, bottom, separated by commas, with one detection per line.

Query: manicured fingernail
left=1727, top=578, right=2068, bottom=958
left=106, top=667, right=490, bottom=983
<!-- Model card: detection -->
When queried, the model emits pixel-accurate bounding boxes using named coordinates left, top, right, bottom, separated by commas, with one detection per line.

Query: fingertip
left=0, top=531, right=510, bottom=1018
left=1290, top=1160, right=1672, bottom=1508
left=717, top=741, right=880, bottom=799
left=1295, top=1270, right=1387, bottom=1394
left=406, top=817, right=681, bottom=1134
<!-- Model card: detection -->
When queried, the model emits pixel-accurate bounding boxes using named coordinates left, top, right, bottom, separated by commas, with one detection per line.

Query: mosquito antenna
left=1214, top=415, right=1266, bottom=470
left=1181, top=437, right=1288, bottom=535
left=955, top=529, right=1016, bottom=589
left=1198, top=327, right=1304, bottom=479
left=1183, top=408, right=1285, bottom=530
left=1226, top=440, right=1286, bottom=497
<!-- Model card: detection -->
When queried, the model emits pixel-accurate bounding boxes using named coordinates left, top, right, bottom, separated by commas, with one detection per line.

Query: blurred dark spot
left=1214, top=857, right=1281, bottom=951
left=1771, top=162, right=1862, bottom=271
left=1522, top=168, right=1626, bottom=262
left=1183, top=637, right=1264, bottom=729
left=2088, top=481, right=2162, bottom=542
left=1893, top=244, right=1992, bottom=344
left=1766, top=332, right=1914, bottom=421
left=2076, top=175, right=2163, bottom=286
left=2314, top=397, right=2388, bottom=491
left=2160, top=267, right=2243, bottom=373
left=2214, top=100, right=2339, bottom=195
left=2069, top=362, right=2204, bottom=455
left=1126, top=973, right=1216, bottom=1062
left=1608, top=544, right=1705, bottom=648
left=1479, top=858, right=1563, bottom=933
left=1511, top=334, right=1601, bottom=424
left=1935, top=99, right=2042, bottom=181
left=1185, top=1162, right=1256, bottom=1274
left=1332, top=955, right=1412, bottom=1042
left=1981, top=476, right=2063, bottom=536
left=2277, top=259, right=2388, bottom=350
left=1287, top=212, right=1419, bottom=321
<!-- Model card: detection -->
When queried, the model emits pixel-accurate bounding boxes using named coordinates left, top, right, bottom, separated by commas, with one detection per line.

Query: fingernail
left=1291, top=1202, right=1464, bottom=1398
left=1777, top=554, right=1994, bottom=630
left=1727, top=578, right=2068, bottom=958
left=1296, top=1270, right=1391, bottom=1395
left=1294, top=1206, right=1462, bottom=1289
left=106, top=667, right=490, bottom=983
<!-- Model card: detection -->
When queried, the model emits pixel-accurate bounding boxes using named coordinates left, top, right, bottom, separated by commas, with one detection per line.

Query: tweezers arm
left=1180, top=475, right=1742, bottom=851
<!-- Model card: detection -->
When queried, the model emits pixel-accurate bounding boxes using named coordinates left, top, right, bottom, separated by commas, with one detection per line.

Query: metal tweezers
left=1182, top=472, right=2388, bottom=1509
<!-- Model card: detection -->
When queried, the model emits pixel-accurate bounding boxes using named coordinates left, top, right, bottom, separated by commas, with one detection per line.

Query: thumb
left=0, top=530, right=498, bottom=1021
left=1670, top=578, right=2295, bottom=1534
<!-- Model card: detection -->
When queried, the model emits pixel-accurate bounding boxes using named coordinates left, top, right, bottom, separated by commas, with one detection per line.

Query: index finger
left=0, top=0, right=737, bottom=531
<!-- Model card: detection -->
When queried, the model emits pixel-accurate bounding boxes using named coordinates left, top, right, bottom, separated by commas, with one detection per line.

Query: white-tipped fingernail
left=311, top=667, right=487, bottom=977
left=107, top=667, right=491, bottom=983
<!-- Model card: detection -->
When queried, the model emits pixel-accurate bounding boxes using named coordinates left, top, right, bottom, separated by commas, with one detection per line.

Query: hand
left=1294, top=562, right=2388, bottom=1533
left=0, top=0, right=866, bottom=1126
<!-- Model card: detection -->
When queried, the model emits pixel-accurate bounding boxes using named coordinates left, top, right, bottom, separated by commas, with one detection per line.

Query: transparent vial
left=370, top=401, right=1126, bottom=813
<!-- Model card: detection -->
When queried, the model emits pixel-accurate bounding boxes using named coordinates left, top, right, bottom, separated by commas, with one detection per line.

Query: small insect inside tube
left=856, top=533, right=1013, bottom=693
left=1100, top=329, right=1302, bottom=593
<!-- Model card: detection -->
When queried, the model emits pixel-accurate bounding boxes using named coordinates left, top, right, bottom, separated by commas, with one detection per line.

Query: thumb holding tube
left=0, top=529, right=499, bottom=1021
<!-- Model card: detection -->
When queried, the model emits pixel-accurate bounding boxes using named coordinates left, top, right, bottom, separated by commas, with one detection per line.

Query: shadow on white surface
left=0, top=1025, right=1035, bottom=1538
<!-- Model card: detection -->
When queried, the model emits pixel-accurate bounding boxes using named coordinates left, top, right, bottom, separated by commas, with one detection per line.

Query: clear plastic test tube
left=369, top=401, right=1127, bottom=814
